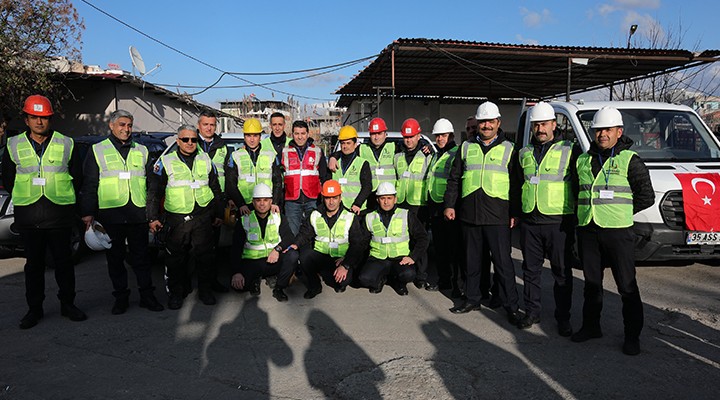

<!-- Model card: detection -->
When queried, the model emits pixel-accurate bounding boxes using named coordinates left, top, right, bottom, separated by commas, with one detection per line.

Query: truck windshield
left=577, top=109, right=720, bottom=161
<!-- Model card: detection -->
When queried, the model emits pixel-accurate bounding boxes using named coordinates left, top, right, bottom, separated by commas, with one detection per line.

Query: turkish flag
left=674, top=173, right=720, bottom=232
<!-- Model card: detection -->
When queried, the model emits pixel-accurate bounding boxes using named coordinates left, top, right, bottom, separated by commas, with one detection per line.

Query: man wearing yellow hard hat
left=332, top=126, right=372, bottom=216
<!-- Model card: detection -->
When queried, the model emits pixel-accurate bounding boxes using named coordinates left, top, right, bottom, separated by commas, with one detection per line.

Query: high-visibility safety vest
left=359, top=142, right=396, bottom=191
left=231, top=147, right=275, bottom=205
left=460, top=140, right=513, bottom=199
left=332, top=154, right=369, bottom=210
left=310, top=209, right=354, bottom=257
left=519, top=141, right=574, bottom=215
left=241, top=212, right=281, bottom=259
left=7, top=132, right=75, bottom=206
left=576, top=150, right=635, bottom=228
left=365, top=208, right=411, bottom=259
left=202, top=145, right=227, bottom=192
left=282, top=145, right=322, bottom=201
left=91, top=138, right=148, bottom=209
left=427, top=145, right=458, bottom=203
left=261, top=135, right=291, bottom=157
left=161, top=151, right=214, bottom=214
left=394, top=151, right=430, bottom=205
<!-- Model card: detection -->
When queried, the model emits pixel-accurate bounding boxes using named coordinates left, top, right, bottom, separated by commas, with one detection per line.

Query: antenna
left=129, top=46, right=160, bottom=78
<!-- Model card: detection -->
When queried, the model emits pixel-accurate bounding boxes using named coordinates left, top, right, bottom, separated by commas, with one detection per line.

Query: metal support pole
left=566, top=57, right=571, bottom=102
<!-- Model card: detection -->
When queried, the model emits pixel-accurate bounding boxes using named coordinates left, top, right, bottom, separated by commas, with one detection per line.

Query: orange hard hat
left=23, top=95, right=54, bottom=117
left=321, top=180, right=342, bottom=197
left=368, top=117, right=387, bottom=133
left=401, top=118, right=421, bottom=137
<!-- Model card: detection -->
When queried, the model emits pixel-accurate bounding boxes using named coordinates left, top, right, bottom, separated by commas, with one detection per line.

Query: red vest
left=282, top=145, right=322, bottom=200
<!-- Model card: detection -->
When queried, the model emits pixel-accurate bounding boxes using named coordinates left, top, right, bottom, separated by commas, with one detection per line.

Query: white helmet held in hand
left=529, top=102, right=556, bottom=122
left=376, top=182, right=397, bottom=196
left=85, top=220, right=112, bottom=251
left=591, top=107, right=624, bottom=129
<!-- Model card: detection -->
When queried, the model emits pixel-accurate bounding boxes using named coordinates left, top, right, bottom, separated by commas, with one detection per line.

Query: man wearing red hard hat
left=1, top=95, right=87, bottom=329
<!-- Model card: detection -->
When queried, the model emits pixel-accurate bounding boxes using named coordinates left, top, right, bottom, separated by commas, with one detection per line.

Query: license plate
left=686, top=232, right=720, bottom=245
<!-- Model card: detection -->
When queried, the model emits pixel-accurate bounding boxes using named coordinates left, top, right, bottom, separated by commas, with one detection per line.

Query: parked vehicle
left=517, top=100, right=720, bottom=262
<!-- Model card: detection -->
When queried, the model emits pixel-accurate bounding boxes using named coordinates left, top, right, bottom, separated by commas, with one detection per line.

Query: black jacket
left=357, top=205, right=429, bottom=262
left=199, top=134, right=229, bottom=198
left=443, top=130, right=522, bottom=225
left=337, top=149, right=373, bottom=208
left=428, top=140, right=458, bottom=215
left=1, top=131, right=82, bottom=230
left=231, top=211, right=294, bottom=273
left=225, top=142, right=284, bottom=207
left=294, top=206, right=365, bottom=269
left=283, top=138, right=329, bottom=202
left=79, top=134, right=148, bottom=225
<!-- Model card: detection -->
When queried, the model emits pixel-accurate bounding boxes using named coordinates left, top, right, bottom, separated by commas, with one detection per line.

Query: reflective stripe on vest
left=161, top=151, right=214, bottom=214
left=332, top=154, right=369, bottom=210
left=576, top=150, right=635, bottom=228
left=241, top=212, right=281, bottom=259
left=519, top=141, right=574, bottom=215
left=92, top=138, right=148, bottom=209
left=261, top=135, right=292, bottom=156
left=231, top=147, right=274, bottom=205
left=7, top=132, right=75, bottom=206
left=365, top=208, right=411, bottom=259
left=282, top=145, right=322, bottom=200
left=460, top=140, right=513, bottom=200
left=359, top=142, right=396, bottom=191
left=310, top=209, right=354, bottom=257
left=427, top=145, right=458, bottom=203
left=206, top=145, right=227, bottom=192
left=394, top=151, right=430, bottom=205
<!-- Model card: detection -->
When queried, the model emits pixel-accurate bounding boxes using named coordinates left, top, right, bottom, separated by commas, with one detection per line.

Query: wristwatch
left=274, top=245, right=283, bottom=252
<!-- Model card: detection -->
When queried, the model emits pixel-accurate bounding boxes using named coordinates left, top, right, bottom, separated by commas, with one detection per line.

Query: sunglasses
left=178, top=137, right=198, bottom=143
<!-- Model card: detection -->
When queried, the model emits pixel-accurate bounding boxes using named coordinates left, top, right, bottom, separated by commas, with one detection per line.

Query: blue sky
left=75, top=0, right=720, bottom=107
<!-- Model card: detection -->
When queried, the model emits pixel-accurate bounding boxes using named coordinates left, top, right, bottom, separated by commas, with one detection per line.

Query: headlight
left=5, top=199, right=14, bottom=216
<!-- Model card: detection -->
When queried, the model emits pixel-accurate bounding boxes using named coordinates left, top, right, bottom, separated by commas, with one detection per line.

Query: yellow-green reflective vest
left=231, top=147, right=274, bottom=205
left=92, top=138, right=148, bottom=209
left=519, top=141, right=574, bottom=215
left=365, top=208, right=410, bottom=259
left=359, top=142, right=396, bottom=191
left=261, top=135, right=291, bottom=157
left=576, top=150, right=635, bottom=228
left=460, top=140, right=513, bottom=200
left=310, top=209, right=354, bottom=257
left=7, top=132, right=75, bottom=206
left=161, top=151, right=214, bottom=214
left=427, top=145, right=458, bottom=203
left=394, top=151, right=430, bottom=205
left=332, top=154, right=369, bottom=210
left=241, top=212, right=281, bottom=259
left=204, top=145, right=227, bottom=192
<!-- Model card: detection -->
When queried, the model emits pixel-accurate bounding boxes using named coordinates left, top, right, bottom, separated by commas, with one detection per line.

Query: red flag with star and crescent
left=674, top=173, right=720, bottom=232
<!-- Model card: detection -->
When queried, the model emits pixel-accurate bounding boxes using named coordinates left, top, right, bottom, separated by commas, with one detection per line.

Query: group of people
left=4, top=94, right=654, bottom=356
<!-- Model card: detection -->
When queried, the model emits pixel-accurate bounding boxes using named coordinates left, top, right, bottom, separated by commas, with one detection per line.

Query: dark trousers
left=430, top=215, right=463, bottom=288
left=462, top=223, right=518, bottom=311
left=577, top=226, right=643, bottom=338
left=298, top=247, right=351, bottom=291
left=401, top=204, right=429, bottom=282
left=520, top=222, right=573, bottom=321
left=104, top=223, right=155, bottom=299
left=20, top=228, right=76, bottom=311
left=239, top=249, right=298, bottom=289
left=164, top=214, right=215, bottom=296
left=358, top=257, right=417, bottom=289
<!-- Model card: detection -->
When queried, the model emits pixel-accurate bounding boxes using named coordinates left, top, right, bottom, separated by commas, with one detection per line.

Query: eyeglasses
left=178, top=137, right=198, bottom=143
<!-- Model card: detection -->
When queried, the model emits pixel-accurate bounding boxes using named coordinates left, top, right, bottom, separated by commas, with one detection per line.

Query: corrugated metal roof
left=336, top=38, right=720, bottom=107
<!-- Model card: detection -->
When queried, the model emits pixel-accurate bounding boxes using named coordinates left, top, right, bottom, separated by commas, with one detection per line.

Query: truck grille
left=660, top=190, right=684, bottom=230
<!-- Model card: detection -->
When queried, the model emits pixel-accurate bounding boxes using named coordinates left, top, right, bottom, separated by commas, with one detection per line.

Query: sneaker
left=424, top=282, right=439, bottom=291
left=557, top=320, right=573, bottom=337
left=198, top=291, right=217, bottom=306
left=517, top=314, right=541, bottom=329
left=249, top=280, right=261, bottom=297
left=111, top=297, right=130, bottom=315
left=571, top=327, right=603, bottom=343
left=60, top=303, right=88, bottom=322
left=168, top=294, right=184, bottom=310
left=507, top=311, right=524, bottom=326
left=393, top=283, right=409, bottom=296
left=272, top=288, right=288, bottom=302
left=19, top=309, right=43, bottom=329
left=139, top=295, right=165, bottom=312
left=303, top=287, right=322, bottom=299
left=623, top=337, right=641, bottom=356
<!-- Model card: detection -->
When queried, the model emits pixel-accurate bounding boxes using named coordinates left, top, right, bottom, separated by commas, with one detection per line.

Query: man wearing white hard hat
left=357, top=182, right=429, bottom=296
left=80, top=110, right=163, bottom=315
left=443, top=101, right=523, bottom=325
left=516, top=102, right=580, bottom=335
left=230, top=183, right=298, bottom=302
left=571, top=106, right=654, bottom=356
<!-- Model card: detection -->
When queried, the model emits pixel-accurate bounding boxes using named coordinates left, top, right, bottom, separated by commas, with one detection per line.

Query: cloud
left=516, top=34, right=540, bottom=46
left=613, top=0, right=660, bottom=9
left=288, top=73, right=347, bottom=88
left=520, top=7, right=553, bottom=28
left=623, top=11, right=664, bottom=42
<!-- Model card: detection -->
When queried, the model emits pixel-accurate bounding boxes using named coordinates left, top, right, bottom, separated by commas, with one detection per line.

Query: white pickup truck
left=517, top=100, right=720, bottom=262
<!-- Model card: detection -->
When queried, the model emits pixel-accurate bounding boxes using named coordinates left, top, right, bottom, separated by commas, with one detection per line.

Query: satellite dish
left=129, top=46, right=146, bottom=76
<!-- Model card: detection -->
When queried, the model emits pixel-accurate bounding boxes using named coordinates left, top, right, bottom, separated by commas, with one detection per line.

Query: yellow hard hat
left=243, top=118, right=263, bottom=134
left=338, top=125, right=358, bottom=141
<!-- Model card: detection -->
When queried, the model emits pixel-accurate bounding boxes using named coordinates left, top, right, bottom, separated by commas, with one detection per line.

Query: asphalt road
left=0, top=249, right=718, bottom=399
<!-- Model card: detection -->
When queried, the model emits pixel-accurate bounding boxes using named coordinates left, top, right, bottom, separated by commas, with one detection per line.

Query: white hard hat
left=376, top=182, right=397, bottom=196
left=432, top=118, right=454, bottom=135
left=475, top=102, right=501, bottom=120
left=529, top=102, right=556, bottom=122
left=85, top=221, right=112, bottom=251
left=591, top=107, right=624, bottom=129
left=252, top=183, right=273, bottom=198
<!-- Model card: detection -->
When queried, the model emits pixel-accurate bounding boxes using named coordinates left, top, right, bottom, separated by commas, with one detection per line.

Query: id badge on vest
left=376, top=168, right=384, bottom=176
left=245, top=175, right=256, bottom=183
left=381, top=237, right=392, bottom=244
left=529, top=176, right=540, bottom=185
left=248, top=233, right=259, bottom=241
left=402, top=171, right=411, bottom=178
left=329, top=241, right=339, bottom=249
left=599, top=190, right=614, bottom=199
left=119, top=172, right=131, bottom=180
left=338, top=178, right=348, bottom=184
left=190, top=181, right=200, bottom=189
left=32, top=177, right=46, bottom=186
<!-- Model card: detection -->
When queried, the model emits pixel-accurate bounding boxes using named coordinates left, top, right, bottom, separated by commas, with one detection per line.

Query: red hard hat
left=401, top=118, right=421, bottom=137
left=368, top=117, right=387, bottom=133
left=23, top=95, right=54, bottom=117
